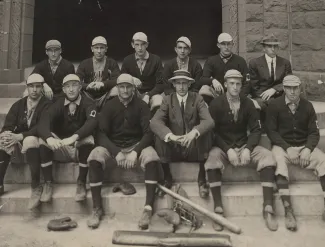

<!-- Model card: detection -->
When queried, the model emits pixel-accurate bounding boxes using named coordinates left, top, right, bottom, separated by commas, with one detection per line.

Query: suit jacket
left=249, top=55, right=292, bottom=98
left=150, top=92, right=214, bottom=140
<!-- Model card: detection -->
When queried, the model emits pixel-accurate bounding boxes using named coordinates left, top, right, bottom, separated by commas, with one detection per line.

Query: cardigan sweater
left=265, top=95, right=319, bottom=151
left=121, top=53, right=164, bottom=97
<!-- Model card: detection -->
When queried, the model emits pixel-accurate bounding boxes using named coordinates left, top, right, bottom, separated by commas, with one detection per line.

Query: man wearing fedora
left=151, top=70, right=214, bottom=198
left=121, top=32, right=164, bottom=115
left=199, top=33, right=249, bottom=104
left=206, top=69, right=278, bottom=232
left=29, top=40, right=75, bottom=101
left=76, top=36, right=121, bottom=110
left=162, top=36, right=203, bottom=95
left=266, top=75, right=325, bottom=231
left=248, top=33, right=292, bottom=111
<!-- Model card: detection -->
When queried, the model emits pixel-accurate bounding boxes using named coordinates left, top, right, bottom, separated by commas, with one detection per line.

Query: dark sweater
left=97, top=96, right=152, bottom=157
left=121, top=53, right=163, bottom=97
left=76, top=57, right=121, bottom=99
left=209, top=94, right=261, bottom=153
left=265, top=96, right=319, bottom=151
left=32, top=59, right=75, bottom=95
left=200, top=54, right=249, bottom=95
left=1, top=96, right=50, bottom=138
left=162, top=57, right=203, bottom=95
left=38, top=95, right=97, bottom=140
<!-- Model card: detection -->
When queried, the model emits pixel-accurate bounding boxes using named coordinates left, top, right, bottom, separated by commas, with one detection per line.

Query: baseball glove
left=47, top=217, right=78, bottom=231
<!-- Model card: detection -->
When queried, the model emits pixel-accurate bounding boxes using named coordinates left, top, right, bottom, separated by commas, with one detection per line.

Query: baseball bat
left=157, top=184, right=242, bottom=234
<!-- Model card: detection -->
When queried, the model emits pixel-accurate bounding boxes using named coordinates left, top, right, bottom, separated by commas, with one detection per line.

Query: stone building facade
left=0, top=0, right=324, bottom=98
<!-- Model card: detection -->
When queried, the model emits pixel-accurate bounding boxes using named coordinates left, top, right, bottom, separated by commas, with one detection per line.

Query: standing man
left=162, top=36, right=203, bottom=95
left=151, top=70, right=214, bottom=199
left=121, top=32, right=164, bottom=114
left=30, top=40, right=75, bottom=101
left=200, top=33, right=249, bottom=104
left=0, top=74, right=50, bottom=210
left=38, top=74, right=97, bottom=203
left=76, top=36, right=121, bottom=109
left=206, top=69, right=278, bottom=232
left=86, top=74, right=161, bottom=229
left=249, top=34, right=292, bottom=111
left=266, top=75, right=325, bottom=231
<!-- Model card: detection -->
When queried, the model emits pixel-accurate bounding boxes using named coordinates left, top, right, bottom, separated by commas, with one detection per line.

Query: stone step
left=3, top=130, right=325, bottom=184
left=0, top=183, right=323, bottom=217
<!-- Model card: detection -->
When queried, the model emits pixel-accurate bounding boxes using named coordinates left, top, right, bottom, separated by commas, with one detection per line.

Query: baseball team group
left=0, top=31, right=324, bottom=232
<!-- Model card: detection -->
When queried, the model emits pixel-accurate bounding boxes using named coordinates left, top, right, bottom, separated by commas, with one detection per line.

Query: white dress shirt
left=265, top=54, right=276, bottom=80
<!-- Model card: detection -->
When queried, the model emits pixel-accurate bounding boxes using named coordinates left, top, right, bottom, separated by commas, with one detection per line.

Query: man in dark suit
left=248, top=34, right=292, bottom=111
left=150, top=70, right=214, bottom=198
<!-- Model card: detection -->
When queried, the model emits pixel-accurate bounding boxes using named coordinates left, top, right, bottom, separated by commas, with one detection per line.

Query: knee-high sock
left=0, top=150, right=10, bottom=185
left=25, top=148, right=41, bottom=189
left=276, top=175, right=292, bottom=207
left=320, top=175, right=325, bottom=205
left=77, top=144, right=93, bottom=183
left=207, top=169, right=223, bottom=209
left=260, top=167, right=275, bottom=207
left=198, top=160, right=207, bottom=183
left=89, top=160, right=104, bottom=209
left=39, top=145, right=53, bottom=182
left=161, top=162, right=172, bottom=181
left=144, top=161, right=159, bottom=208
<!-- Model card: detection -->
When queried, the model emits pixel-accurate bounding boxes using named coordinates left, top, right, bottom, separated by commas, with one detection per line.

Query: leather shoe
left=138, top=205, right=152, bottom=230
left=263, top=205, right=278, bottom=231
left=112, top=182, right=136, bottom=195
left=284, top=206, right=297, bottom=231
left=198, top=182, right=209, bottom=199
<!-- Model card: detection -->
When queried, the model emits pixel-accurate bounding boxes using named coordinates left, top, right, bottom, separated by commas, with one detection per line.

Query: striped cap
left=168, top=70, right=194, bottom=83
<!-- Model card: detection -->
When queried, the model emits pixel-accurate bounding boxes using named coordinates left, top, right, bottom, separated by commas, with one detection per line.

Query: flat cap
left=92, top=36, right=107, bottom=46
left=45, top=40, right=61, bottom=49
left=283, top=75, right=301, bottom=86
left=218, top=33, right=233, bottom=43
left=132, top=32, right=148, bottom=43
left=117, top=74, right=135, bottom=85
left=168, top=70, right=194, bottom=83
left=26, top=73, right=45, bottom=85
left=261, top=33, right=280, bottom=45
left=176, top=36, right=191, bottom=48
left=62, top=74, right=80, bottom=85
left=224, top=69, right=243, bottom=79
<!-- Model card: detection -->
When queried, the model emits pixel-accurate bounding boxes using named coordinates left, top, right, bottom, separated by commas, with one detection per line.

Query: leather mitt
left=112, top=182, right=136, bottom=195
left=47, top=217, right=78, bottom=231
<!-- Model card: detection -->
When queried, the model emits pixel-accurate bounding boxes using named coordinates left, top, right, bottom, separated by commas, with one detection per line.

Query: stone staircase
left=0, top=67, right=325, bottom=220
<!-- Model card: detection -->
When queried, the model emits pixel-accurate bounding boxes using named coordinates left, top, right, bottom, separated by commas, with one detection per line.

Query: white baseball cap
left=92, top=36, right=107, bottom=46
left=117, top=74, right=135, bottom=85
left=218, top=33, right=233, bottom=43
left=283, top=75, right=301, bottom=86
left=224, top=69, right=243, bottom=79
left=132, top=32, right=148, bottom=43
left=26, top=74, right=45, bottom=85
left=176, top=36, right=191, bottom=48
left=62, top=74, right=81, bottom=85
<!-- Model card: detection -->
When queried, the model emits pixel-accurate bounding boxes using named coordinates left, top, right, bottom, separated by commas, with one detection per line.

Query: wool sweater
left=121, top=53, right=164, bottom=97
left=209, top=94, right=261, bottom=153
left=265, top=95, right=319, bottom=151
left=97, top=96, right=152, bottom=157
left=32, top=59, right=75, bottom=95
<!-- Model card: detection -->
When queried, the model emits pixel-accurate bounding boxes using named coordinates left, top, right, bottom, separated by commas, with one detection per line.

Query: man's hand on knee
left=299, top=148, right=311, bottom=168
left=227, top=148, right=240, bottom=166
left=240, top=148, right=251, bottom=166
left=125, top=151, right=137, bottom=169
left=116, top=152, right=126, bottom=168
left=61, top=134, right=79, bottom=146
left=46, top=137, right=63, bottom=150
left=287, top=147, right=300, bottom=165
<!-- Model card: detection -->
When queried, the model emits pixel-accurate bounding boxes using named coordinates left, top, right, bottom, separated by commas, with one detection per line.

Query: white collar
left=265, top=54, right=276, bottom=63
left=176, top=93, right=188, bottom=104
left=64, top=94, right=81, bottom=106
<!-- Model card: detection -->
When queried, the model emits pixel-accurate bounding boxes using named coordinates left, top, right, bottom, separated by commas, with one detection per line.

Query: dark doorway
left=32, top=0, right=222, bottom=63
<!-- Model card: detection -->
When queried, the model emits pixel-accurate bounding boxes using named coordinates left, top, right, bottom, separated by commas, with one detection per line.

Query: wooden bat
left=157, top=184, right=242, bottom=234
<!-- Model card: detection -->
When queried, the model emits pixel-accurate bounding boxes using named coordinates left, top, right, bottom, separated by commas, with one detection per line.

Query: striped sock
left=260, top=167, right=275, bottom=207
left=207, top=169, right=223, bottom=209
left=277, top=175, right=291, bottom=207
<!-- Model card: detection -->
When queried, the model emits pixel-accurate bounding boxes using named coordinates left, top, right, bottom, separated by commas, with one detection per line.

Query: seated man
left=150, top=70, right=214, bottom=198
left=199, top=33, right=249, bottom=104
left=121, top=32, right=164, bottom=114
left=38, top=74, right=97, bottom=203
left=162, top=36, right=203, bottom=95
left=206, top=69, right=277, bottom=232
left=86, top=74, right=161, bottom=229
left=27, top=40, right=75, bottom=101
left=0, top=74, right=50, bottom=210
left=249, top=34, right=292, bottom=111
left=76, top=36, right=121, bottom=109
left=266, top=75, right=325, bottom=231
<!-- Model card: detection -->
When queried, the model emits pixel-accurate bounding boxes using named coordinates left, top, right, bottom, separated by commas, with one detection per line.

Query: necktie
left=69, top=102, right=77, bottom=116
left=288, top=103, right=297, bottom=114
left=181, top=100, right=186, bottom=134
left=270, top=59, right=275, bottom=83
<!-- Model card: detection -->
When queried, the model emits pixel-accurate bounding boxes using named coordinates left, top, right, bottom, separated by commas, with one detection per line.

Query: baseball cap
left=261, top=33, right=280, bottom=45
left=45, top=40, right=61, bottom=49
left=117, top=74, right=135, bottom=85
left=224, top=69, right=243, bottom=79
left=132, top=32, right=148, bottom=43
left=168, top=70, right=194, bottom=83
left=176, top=36, right=191, bottom=48
left=26, top=74, right=45, bottom=85
left=283, top=75, right=301, bottom=86
left=218, top=33, right=233, bottom=43
left=62, top=74, right=81, bottom=85
left=92, top=36, right=107, bottom=46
